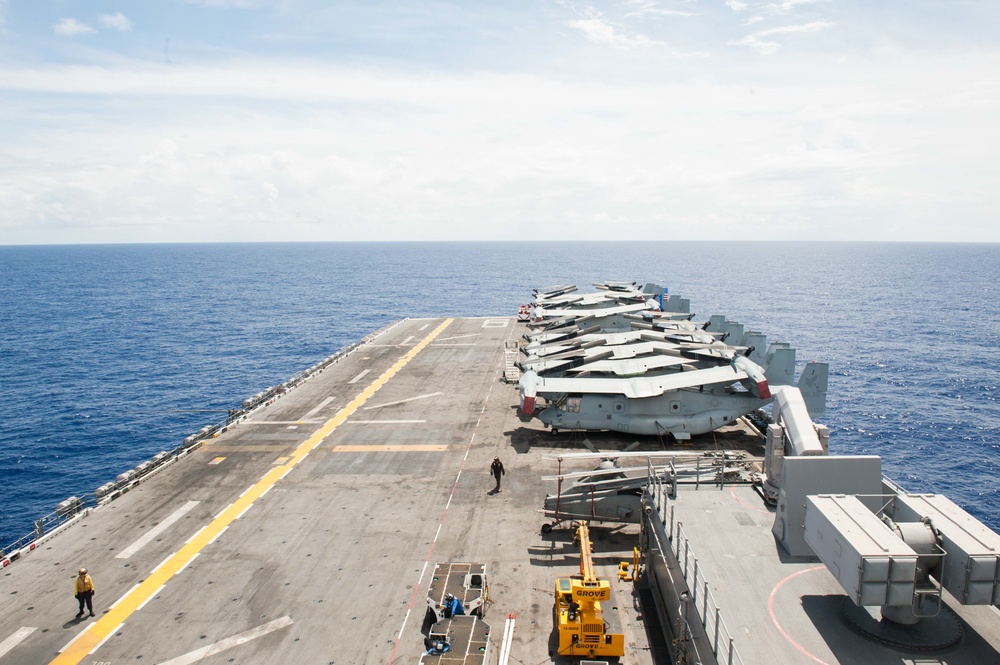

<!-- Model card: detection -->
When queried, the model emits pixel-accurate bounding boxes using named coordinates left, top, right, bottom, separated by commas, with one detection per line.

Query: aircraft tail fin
left=741, top=332, right=767, bottom=365
left=763, top=345, right=796, bottom=386
left=795, top=361, right=829, bottom=417
left=703, top=314, right=726, bottom=332
left=641, top=283, right=663, bottom=296
left=662, top=295, right=690, bottom=313
left=721, top=323, right=744, bottom=349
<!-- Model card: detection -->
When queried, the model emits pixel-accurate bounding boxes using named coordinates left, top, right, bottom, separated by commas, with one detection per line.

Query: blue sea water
left=1, top=241, right=998, bottom=548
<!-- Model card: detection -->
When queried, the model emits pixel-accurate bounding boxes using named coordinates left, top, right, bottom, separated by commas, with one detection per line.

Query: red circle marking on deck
left=767, top=565, right=830, bottom=665
left=729, top=484, right=772, bottom=515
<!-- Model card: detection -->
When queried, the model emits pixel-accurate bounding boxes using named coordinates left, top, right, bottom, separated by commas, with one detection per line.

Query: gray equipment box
left=805, top=494, right=918, bottom=607
left=894, top=493, right=1000, bottom=605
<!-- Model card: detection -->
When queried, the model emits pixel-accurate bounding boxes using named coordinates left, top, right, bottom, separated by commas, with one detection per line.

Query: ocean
left=1, top=241, right=998, bottom=548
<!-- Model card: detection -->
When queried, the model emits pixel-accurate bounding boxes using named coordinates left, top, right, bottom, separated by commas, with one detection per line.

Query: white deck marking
left=434, top=333, right=480, bottom=341
left=362, top=392, right=442, bottom=410
left=0, top=628, right=36, bottom=659
left=419, top=323, right=430, bottom=330
left=401, top=335, right=414, bottom=345
left=396, top=609, right=412, bottom=640
left=299, top=396, right=336, bottom=421
left=430, top=343, right=477, bottom=346
left=482, top=319, right=508, bottom=328
left=87, top=623, right=122, bottom=655
left=176, top=552, right=199, bottom=574
left=241, top=420, right=321, bottom=425
left=57, top=626, right=90, bottom=654
left=348, top=419, right=427, bottom=424
left=107, top=584, right=141, bottom=611
left=115, top=501, right=200, bottom=559
left=157, top=616, right=294, bottom=665
left=348, top=369, right=371, bottom=384
left=135, top=585, right=165, bottom=612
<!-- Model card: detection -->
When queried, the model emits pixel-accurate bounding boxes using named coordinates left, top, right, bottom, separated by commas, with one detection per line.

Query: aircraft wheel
left=541, top=522, right=554, bottom=534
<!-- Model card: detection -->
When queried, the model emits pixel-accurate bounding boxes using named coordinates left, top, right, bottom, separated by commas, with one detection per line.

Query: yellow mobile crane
left=554, top=521, right=625, bottom=659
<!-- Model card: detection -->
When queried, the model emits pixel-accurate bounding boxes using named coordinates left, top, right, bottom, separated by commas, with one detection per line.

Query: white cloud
left=765, top=0, right=822, bottom=12
left=1, top=50, right=998, bottom=243
left=567, top=17, right=671, bottom=50
left=54, top=18, right=96, bottom=37
left=182, top=0, right=270, bottom=7
left=726, top=0, right=748, bottom=11
left=623, top=1, right=696, bottom=19
left=99, top=13, right=133, bottom=32
left=729, top=21, right=834, bottom=55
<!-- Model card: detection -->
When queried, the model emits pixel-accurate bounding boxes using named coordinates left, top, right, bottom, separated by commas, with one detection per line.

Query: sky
left=0, top=1, right=998, bottom=244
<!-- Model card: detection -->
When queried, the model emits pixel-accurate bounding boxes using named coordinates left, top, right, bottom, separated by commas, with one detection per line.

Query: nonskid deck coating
left=658, top=481, right=1000, bottom=665
left=0, top=317, right=659, bottom=665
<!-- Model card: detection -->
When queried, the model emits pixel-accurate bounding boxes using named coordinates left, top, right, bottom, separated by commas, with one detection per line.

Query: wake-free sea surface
left=1, top=242, right=998, bottom=548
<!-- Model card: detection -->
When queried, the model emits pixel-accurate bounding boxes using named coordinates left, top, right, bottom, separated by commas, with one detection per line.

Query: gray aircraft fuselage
left=538, top=386, right=765, bottom=437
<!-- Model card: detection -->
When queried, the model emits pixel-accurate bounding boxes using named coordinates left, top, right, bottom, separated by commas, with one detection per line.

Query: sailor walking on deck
left=74, top=568, right=96, bottom=618
left=491, top=456, right=505, bottom=492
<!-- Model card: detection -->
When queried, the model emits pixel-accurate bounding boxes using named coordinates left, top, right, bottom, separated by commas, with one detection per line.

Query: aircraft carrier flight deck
left=1, top=314, right=998, bottom=665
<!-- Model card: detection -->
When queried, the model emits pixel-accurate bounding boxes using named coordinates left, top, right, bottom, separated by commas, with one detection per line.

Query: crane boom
left=577, top=522, right=597, bottom=582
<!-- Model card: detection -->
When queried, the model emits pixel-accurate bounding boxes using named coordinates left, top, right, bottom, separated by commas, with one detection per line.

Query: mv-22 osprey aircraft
left=517, top=284, right=828, bottom=440
left=518, top=353, right=827, bottom=439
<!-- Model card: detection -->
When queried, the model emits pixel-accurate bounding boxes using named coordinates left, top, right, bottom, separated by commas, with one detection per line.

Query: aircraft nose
left=757, top=379, right=771, bottom=399
left=520, top=394, right=535, bottom=416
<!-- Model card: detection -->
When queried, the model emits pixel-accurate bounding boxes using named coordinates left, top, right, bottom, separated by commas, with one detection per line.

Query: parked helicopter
left=538, top=443, right=750, bottom=532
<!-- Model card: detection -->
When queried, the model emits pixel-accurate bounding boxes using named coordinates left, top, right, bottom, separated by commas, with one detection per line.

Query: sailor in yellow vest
left=74, top=568, right=96, bottom=618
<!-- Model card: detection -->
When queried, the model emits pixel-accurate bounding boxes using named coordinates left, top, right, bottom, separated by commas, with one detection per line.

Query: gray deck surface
left=0, top=317, right=658, bottom=665
left=666, top=482, right=1000, bottom=665
left=3, top=316, right=997, bottom=665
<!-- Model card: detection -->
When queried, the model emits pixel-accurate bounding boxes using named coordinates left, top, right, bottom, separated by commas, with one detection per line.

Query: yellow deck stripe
left=50, top=318, right=453, bottom=665
left=332, top=444, right=449, bottom=452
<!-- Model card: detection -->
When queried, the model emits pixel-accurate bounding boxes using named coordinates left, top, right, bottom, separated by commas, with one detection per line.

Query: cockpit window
left=562, top=396, right=582, bottom=413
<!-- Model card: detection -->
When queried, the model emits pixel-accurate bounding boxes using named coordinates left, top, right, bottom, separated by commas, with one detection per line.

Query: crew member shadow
left=62, top=615, right=89, bottom=629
